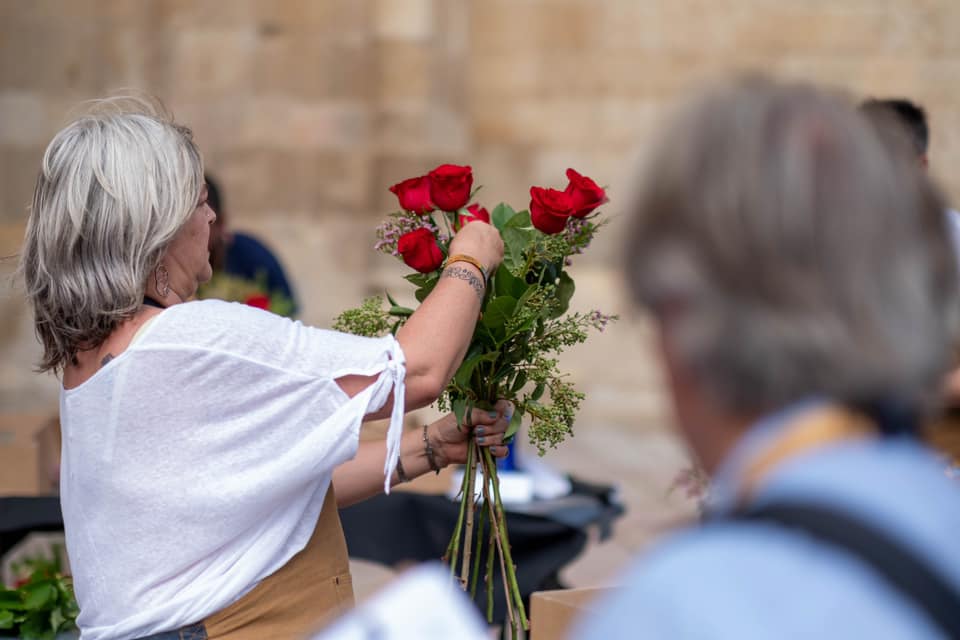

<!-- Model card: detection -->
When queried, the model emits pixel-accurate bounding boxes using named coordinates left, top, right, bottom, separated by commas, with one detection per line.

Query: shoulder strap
left=726, top=502, right=960, bottom=638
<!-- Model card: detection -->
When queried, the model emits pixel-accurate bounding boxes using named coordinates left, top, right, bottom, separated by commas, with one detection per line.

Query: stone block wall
left=2, top=0, right=959, bottom=424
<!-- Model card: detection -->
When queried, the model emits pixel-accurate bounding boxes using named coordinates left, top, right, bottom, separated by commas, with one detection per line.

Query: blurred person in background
left=204, top=173, right=300, bottom=314
left=859, top=98, right=960, bottom=263
left=575, top=77, right=960, bottom=639
left=860, top=97, right=960, bottom=468
left=19, top=97, right=511, bottom=640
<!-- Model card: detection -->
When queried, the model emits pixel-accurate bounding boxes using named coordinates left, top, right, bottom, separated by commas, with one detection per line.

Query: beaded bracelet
left=423, top=424, right=441, bottom=474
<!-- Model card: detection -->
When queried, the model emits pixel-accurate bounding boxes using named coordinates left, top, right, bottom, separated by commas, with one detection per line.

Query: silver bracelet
left=423, top=424, right=441, bottom=474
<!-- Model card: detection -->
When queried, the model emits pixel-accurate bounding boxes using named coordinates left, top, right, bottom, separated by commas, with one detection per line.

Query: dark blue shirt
left=224, top=232, right=298, bottom=313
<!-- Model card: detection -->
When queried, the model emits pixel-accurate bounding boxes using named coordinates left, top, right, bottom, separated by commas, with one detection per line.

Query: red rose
left=428, top=164, right=473, bottom=212
left=398, top=227, right=444, bottom=273
left=245, top=294, right=271, bottom=310
left=389, top=176, right=434, bottom=215
left=459, top=203, right=490, bottom=226
left=564, top=168, right=607, bottom=218
left=530, top=186, right=574, bottom=234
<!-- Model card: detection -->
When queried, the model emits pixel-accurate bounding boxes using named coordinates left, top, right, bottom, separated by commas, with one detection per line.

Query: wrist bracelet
left=444, top=254, right=488, bottom=281
left=395, top=456, right=410, bottom=483
left=423, top=424, right=441, bottom=474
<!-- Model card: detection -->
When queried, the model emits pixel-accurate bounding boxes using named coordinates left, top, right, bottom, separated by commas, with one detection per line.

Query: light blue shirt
left=573, top=402, right=960, bottom=639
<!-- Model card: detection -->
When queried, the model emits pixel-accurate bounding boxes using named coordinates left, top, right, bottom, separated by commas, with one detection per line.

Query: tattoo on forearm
left=442, top=265, right=484, bottom=300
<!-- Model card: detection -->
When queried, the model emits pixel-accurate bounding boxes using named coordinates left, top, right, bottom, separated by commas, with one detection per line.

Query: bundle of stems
left=443, top=438, right=528, bottom=638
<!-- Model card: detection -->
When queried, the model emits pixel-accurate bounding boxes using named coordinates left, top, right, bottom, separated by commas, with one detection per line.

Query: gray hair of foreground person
left=20, top=97, right=205, bottom=373
left=624, top=77, right=960, bottom=417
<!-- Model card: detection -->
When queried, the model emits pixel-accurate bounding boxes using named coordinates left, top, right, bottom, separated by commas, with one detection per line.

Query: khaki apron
left=203, top=486, right=355, bottom=639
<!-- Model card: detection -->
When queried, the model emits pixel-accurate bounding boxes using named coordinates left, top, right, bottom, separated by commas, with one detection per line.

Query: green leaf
left=453, top=351, right=499, bottom=389
left=531, top=382, right=546, bottom=402
left=0, top=610, right=14, bottom=630
left=504, top=409, right=523, bottom=440
left=18, top=611, right=55, bottom=640
left=493, top=264, right=529, bottom=299
left=388, top=305, right=415, bottom=317
left=481, top=296, right=518, bottom=342
left=452, top=396, right=469, bottom=428
left=510, top=370, right=528, bottom=393
left=385, top=291, right=399, bottom=307
left=501, top=227, right=533, bottom=274
left=504, top=210, right=532, bottom=229
left=48, top=606, right=64, bottom=632
left=22, top=583, right=55, bottom=611
left=404, top=273, right=432, bottom=287
left=490, top=203, right=516, bottom=230
left=0, top=589, right=23, bottom=611
left=550, top=271, right=576, bottom=318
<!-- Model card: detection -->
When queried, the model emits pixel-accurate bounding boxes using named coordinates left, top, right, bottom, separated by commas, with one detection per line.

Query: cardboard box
left=530, top=587, right=619, bottom=640
left=0, top=414, right=61, bottom=496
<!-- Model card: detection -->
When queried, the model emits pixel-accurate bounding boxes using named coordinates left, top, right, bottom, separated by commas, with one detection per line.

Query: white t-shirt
left=59, top=300, right=407, bottom=640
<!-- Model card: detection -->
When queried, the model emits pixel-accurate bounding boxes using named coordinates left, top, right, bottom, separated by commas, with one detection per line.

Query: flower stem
left=470, top=495, right=487, bottom=599
left=445, top=455, right=472, bottom=579
left=459, top=440, right=477, bottom=590
left=483, top=447, right=529, bottom=630
left=480, top=453, right=515, bottom=633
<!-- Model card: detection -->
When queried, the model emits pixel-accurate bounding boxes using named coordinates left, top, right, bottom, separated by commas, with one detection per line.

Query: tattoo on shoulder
left=101, top=354, right=114, bottom=367
left=442, top=265, right=484, bottom=300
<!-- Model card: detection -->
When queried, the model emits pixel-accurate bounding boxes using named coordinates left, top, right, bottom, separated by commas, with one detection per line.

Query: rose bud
left=459, top=203, right=490, bottom=226
left=565, top=168, right=608, bottom=218
left=530, top=186, right=574, bottom=234
left=245, top=294, right=271, bottom=310
left=428, top=164, right=474, bottom=212
left=398, top=227, right=444, bottom=273
left=389, top=176, right=435, bottom=215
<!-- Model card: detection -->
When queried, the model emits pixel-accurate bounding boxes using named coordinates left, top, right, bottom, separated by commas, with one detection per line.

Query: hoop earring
left=155, top=265, right=171, bottom=298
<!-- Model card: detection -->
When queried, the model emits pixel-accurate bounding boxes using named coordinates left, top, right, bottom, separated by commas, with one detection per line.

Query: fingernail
left=506, top=412, right=513, bottom=422
left=474, top=427, right=486, bottom=436
left=488, top=411, right=498, bottom=419
left=477, top=436, right=486, bottom=444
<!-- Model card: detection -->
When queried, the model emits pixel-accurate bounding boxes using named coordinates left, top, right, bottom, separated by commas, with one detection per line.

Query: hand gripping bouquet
left=335, top=164, right=614, bottom=636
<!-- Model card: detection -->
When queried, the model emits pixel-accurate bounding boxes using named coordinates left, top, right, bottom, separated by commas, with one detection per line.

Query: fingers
left=488, top=444, right=510, bottom=458
left=465, top=399, right=513, bottom=430
left=472, top=400, right=513, bottom=454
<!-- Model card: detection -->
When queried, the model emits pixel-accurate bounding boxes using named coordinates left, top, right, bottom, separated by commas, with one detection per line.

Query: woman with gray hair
left=576, top=77, right=960, bottom=639
left=20, top=98, right=510, bottom=640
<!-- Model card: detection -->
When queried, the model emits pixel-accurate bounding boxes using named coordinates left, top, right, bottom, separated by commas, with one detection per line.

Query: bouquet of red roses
left=335, top=164, right=613, bottom=635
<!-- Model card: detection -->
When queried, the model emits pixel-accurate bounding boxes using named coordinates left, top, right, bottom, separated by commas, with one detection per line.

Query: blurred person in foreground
left=575, top=77, right=960, bottom=639
left=204, top=173, right=300, bottom=314
left=19, top=97, right=510, bottom=640
left=860, top=97, right=960, bottom=468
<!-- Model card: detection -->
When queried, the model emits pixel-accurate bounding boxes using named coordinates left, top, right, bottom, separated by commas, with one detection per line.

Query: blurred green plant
left=0, top=551, right=78, bottom=640
left=196, top=271, right=296, bottom=318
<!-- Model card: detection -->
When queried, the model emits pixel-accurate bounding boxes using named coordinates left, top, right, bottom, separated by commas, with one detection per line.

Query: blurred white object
left=447, top=450, right=573, bottom=505
left=520, top=455, right=573, bottom=500
left=448, top=468, right=535, bottom=505
left=311, top=563, right=488, bottom=640
left=1, top=532, right=70, bottom=587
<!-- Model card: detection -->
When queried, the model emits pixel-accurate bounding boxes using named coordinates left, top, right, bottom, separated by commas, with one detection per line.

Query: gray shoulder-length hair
left=625, top=76, right=960, bottom=415
left=20, top=97, right=204, bottom=373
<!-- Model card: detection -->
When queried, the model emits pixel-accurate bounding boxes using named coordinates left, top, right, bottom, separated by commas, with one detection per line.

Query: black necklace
left=142, top=296, right=166, bottom=309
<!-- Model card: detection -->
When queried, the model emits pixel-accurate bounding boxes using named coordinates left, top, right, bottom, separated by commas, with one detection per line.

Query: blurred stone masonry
left=2, top=0, right=960, bottom=586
